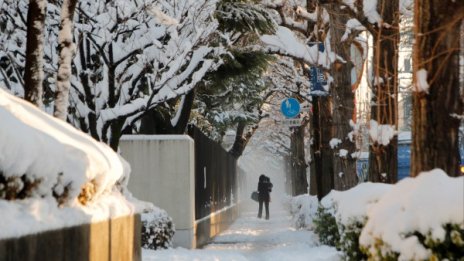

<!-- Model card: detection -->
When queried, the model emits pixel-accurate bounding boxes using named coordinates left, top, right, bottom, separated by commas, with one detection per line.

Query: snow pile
left=360, top=169, right=464, bottom=260
left=0, top=89, right=149, bottom=239
left=286, top=194, right=319, bottom=229
left=369, top=120, right=396, bottom=146
left=321, top=183, right=392, bottom=225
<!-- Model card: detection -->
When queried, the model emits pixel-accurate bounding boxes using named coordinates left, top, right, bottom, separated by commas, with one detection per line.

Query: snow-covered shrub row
left=285, top=194, right=319, bottom=229
left=141, top=208, right=175, bottom=250
left=360, top=169, right=464, bottom=260
left=0, top=88, right=128, bottom=205
left=317, top=183, right=391, bottom=260
left=312, top=170, right=464, bottom=261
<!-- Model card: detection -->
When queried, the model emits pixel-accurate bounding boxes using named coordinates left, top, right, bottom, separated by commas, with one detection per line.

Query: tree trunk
left=290, top=124, right=308, bottom=195
left=172, top=90, right=196, bottom=134
left=229, top=121, right=247, bottom=159
left=139, top=90, right=195, bottom=135
left=109, top=117, right=125, bottom=151
left=284, top=154, right=294, bottom=195
left=54, top=0, right=78, bottom=120
left=368, top=0, right=400, bottom=183
left=411, top=0, right=464, bottom=177
left=328, top=4, right=358, bottom=190
left=23, top=0, right=47, bottom=107
left=312, top=96, right=334, bottom=200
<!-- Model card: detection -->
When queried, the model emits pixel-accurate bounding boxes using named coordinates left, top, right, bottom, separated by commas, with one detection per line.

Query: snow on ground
left=143, top=208, right=341, bottom=261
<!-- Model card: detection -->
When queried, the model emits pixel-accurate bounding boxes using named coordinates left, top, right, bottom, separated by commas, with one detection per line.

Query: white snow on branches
left=369, top=120, right=396, bottom=146
left=341, top=19, right=366, bottom=42
left=149, top=6, right=179, bottom=25
left=329, top=138, right=342, bottom=149
left=414, top=69, right=430, bottom=94
left=261, top=26, right=334, bottom=68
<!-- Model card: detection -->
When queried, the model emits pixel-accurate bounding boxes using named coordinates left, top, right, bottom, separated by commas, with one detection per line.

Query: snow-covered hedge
left=317, top=183, right=392, bottom=260
left=0, top=89, right=149, bottom=239
left=141, top=208, right=175, bottom=250
left=311, top=170, right=463, bottom=261
left=0, top=88, right=128, bottom=205
left=360, top=169, right=464, bottom=260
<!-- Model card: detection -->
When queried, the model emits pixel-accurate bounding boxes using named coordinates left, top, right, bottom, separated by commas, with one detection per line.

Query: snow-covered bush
left=141, top=208, right=175, bottom=250
left=359, top=169, right=464, bottom=261
left=287, top=194, right=319, bottom=229
left=313, top=205, right=340, bottom=247
left=317, top=183, right=392, bottom=259
left=337, top=220, right=367, bottom=261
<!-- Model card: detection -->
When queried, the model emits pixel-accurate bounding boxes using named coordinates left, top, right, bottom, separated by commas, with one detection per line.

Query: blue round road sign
left=280, top=98, right=300, bottom=118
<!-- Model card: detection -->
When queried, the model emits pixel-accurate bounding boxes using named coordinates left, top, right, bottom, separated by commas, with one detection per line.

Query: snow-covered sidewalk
left=143, top=209, right=341, bottom=261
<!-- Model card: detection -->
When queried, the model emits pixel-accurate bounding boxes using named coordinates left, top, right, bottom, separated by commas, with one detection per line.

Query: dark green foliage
left=141, top=210, right=176, bottom=250
left=313, top=206, right=340, bottom=247
left=413, top=224, right=464, bottom=261
left=339, top=220, right=368, bottom=261
left=194, top=49, right=273, bottom=141
left=361, top=224, right=464, bottom=260
left=211, top=50, right=272, bottom=82
left=216, top=1, right=276, bottom=35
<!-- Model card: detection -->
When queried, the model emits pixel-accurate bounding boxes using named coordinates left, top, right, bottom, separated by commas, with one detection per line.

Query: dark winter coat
left=257, top=176, right=272, bottom=202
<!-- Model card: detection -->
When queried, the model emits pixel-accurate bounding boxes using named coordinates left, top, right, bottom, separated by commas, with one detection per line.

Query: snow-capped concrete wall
left=119, top=135, right=196, bottom=248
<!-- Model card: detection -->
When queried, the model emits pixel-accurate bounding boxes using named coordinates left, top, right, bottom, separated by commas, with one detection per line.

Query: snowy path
left=143, top=208, right=341, bottom=261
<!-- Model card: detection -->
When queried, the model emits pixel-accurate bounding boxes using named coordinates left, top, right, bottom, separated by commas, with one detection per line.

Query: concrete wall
left=0, top=214, right=141, bottom=261
left=120, top=135, right=195, bottom=248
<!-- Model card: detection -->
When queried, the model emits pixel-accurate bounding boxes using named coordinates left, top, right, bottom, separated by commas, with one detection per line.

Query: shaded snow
left=143, top=210, right=341, bottom=261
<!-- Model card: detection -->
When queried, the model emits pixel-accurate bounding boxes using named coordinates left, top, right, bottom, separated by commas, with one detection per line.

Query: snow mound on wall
left=359, top=169, right=464, bottom=260
left=0, top=88, right=127, bottom=202
left=0, top=88, right=151, bottom=239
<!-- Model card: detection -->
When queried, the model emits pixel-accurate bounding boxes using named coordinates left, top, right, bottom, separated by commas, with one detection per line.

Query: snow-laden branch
left=261, top=26, right=336, bottom=68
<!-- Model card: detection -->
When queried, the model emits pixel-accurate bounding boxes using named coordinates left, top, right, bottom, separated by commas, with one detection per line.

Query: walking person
left=257, top=174, right=272, bottom=220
